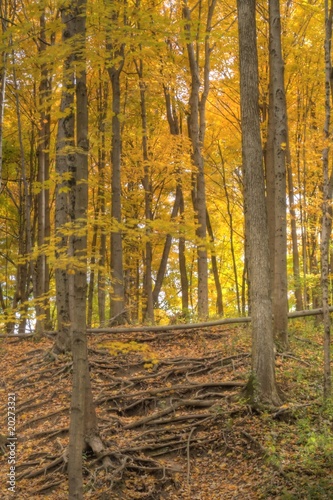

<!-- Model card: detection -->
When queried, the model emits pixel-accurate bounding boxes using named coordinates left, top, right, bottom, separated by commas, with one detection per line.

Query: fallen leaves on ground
left=0, top=321, right=333, bottom=499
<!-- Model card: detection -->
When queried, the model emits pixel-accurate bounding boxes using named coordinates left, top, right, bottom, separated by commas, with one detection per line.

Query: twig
left=16, top=408, right=68, bottom=432
left=32, top=480, right=64, bottom=494
left=123, top=402, right=181, bottom=429
left=241, top=430, right=267, bottom=455
left=187, top=427, right=196, bottom=485
left=17, top=451, right=68, bottom=479
left=294, top=336, right=321, bottom=347
left=276, top=353, right=311, bottom=366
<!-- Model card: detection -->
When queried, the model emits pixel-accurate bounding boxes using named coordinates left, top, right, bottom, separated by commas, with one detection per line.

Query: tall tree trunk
left=106, top=4, right=126, bottom=322
left=179, top=186, right=189, bottom=315
left=183, top=0, right=217, bottom=319
left=157, top=85, right=188, bottom=313
left=66, top=1, right=105, bottom=496
left=237, top=0, right=281, bottom=406
left=268, top=0, right=289, bottom=347
left=12, top=48, right=31, bottom=335
left=54, top=15, right=75, bottom=353
left=141, top=117, right=154, bottom=322
left=322, top=0, right=333, bottom=399
left=108, top=65, right=125, bottom=320
left=97, top=79, right=108, bottom=327
left=135, top=56, right=154, bottom=323
left=87, top=223, right=98, bottom=328
left=35, top=11, right=52, bottom=334
left=0, top=0, right=9, bottom=188
left=287, top=153, right=303, bottom=310
left=219, top=145, right=240, bottom=314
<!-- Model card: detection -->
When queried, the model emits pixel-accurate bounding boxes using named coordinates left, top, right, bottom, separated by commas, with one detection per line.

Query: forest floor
left=1, top=318, right=333, bottom=499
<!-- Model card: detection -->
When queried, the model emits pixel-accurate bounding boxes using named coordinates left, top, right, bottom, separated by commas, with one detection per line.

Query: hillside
left=1, top=319, right=333, bottom=499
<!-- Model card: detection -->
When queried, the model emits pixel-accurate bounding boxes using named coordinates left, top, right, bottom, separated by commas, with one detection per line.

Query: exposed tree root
left=4, top=330, right=255, bottom=497
left=17, top=451, right=68, bottom=480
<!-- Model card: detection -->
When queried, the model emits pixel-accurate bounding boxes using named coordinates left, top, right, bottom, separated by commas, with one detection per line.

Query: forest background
left=0, top=0, right=329, bottom=335
left=2, top=0, right=333, bottom=498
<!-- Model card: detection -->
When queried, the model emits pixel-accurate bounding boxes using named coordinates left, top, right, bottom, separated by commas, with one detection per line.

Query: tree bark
left=35, top=11, right=52, bottom=334
left=158, top=85, right=189, bottom=314
left=0, top=0, right=9, bottom=188
left=322, top=0, right=333, bottom=399
left=268, top=0, right=289, bottom=347
left=108, top=66, right=125, bottom=320
left=54, top=12, right=75, bottom=354
left=106, top=3, right=126, bottom=322
left=237, top=0, right=281, bottom=406
left=136, top=59, right=154, bottom=323
left=183, top=0, right=217, bottom=319
left=152, top=185, right=182, bottom=307
left=66, top=1, right=100, bottom=496
left=12, top=48, right=31, bottom=335
left=206, top=209, right=223, bottom=315
left=97, top=79, right=108, bottom=327
left=179, top=178, right=189, bottom=315
left=287, top=151, right=303, bottom=311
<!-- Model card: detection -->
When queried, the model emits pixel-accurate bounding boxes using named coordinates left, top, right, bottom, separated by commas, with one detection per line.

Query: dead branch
left=31, top=427, right=69, bottom=440
left=187, top=426, right=196, bottom=485
left=276, top=352, right=311, bottom=366
left=241, top=430, right=268, bottom=455
left=97, top=381, right=244, bottom=405
left=16, top=398, right=53, bottom=415
left=17, top=451, right=68, bottom=480
left=16, top=408, right=68, bottom=432
left=124, top=402, right=182, bottom=429
left=40, top=305, right=333, bottom=337
left=32, top=480, right=64, bottom=494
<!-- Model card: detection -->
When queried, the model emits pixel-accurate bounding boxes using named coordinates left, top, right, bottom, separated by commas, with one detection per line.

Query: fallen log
left=2, top=306, right=333, bottom=338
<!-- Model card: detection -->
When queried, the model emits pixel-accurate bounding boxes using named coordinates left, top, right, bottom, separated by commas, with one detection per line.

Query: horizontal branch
left=86, top=306, right=333, bottom=334
left=2, top=306, right=333, bottom=338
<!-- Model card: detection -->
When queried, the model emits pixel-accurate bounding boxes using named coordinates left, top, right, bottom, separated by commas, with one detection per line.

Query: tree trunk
left=108, top=64, right=125, bottom=321
left=322, top=0, right=333, bottom=399
left=183, top=0, right=217, bottom=319
left=97, top=79, right=108, bottom=327
left=12, top=48, right=31, bottom=335
left=0, top=0, right=9, bottom=188
left=287, top=153, right=303, bottom=310
left=237, top=0, right=281, bottom=406
left=135, top=57, right=154, bottom=323
left=219, top=145, right=240, bottom=314
left=152, top=186, right=182, bottom=307
left=87, top=223, right=98, bottom=328
left=206, top=209, right=223, bottom=315
left=179, top=186, right=189, bottom=315
left=106, top=4, right=126, bottom=322
left=54, top=16, right=75, bottom=353
left=268, top=0, right=289, bottom=347
left=66, top=1, right=101, bottom=496
left=152, top=86, right=182, bottom=308
left=35, top=11, right=52, bottom=334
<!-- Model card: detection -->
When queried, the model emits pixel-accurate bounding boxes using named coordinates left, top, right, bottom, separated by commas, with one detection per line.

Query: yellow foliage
left=98, top=341, right=159, bottom=370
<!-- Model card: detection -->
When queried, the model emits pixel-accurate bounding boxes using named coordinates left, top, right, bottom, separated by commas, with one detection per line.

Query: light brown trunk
left=108, top=65, right=125, bottom=320
left=136, top=58, right=154, bottom=323
left=322, top=0, right=333, bottom=399
left=67, top=1, right=100, bottom=496
left=268, top=0, right=289, bottom=347
left=206, top=209, right=223, bottom=316
left=35, top=11, right=52, bottom=334
left=183, top=0, right=217, bottom=319
left=237, top=0, right=281, bottom=406
left=54, top=34, right=75, bottom=353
